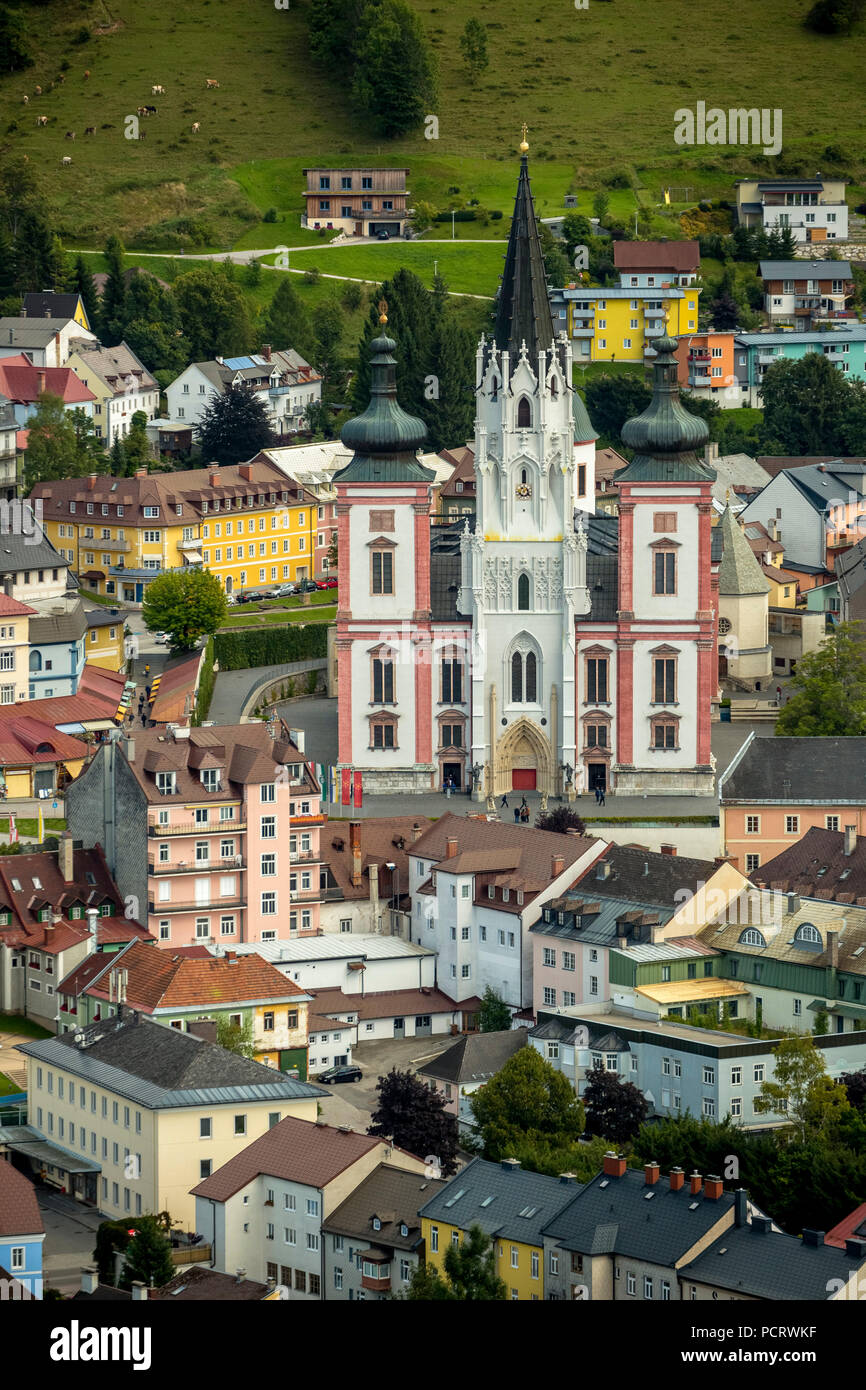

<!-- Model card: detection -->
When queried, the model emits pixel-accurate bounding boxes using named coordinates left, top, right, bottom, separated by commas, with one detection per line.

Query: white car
left=152, top=632, right=171, bottom=645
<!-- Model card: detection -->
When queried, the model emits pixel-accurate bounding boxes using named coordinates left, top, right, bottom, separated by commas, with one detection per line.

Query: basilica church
left=333, top=144, right=718, bottom=801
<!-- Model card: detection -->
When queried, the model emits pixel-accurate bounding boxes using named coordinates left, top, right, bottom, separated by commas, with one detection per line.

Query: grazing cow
left=144, top=104, right=157, bottom=115
left=205, top=78, right=219, bottom=88
left=84, top=126, right=95, bottom=136
left=34, top=85, right=42, bottom=95
left=65, top=130, right=76, bottom=140
left=152, top=84, right=165, bottom=95
left=57, top=73, right=65, bottom=83
left=61, top=156, right=72, bottom=166
left=36, top=116, right=48, bottom=127
left=137, top=106, right=147, bottom=117
left=22, top=94, right=28, bottom=104
left=84, top=70, right=90, bottom=79
left=138, top=129, right=147, bottom=140
left=191, top=122, right=200, bottom=133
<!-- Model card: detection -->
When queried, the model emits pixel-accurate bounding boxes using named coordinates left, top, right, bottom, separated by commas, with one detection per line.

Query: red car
left=316, top=578, right=338, bottom=590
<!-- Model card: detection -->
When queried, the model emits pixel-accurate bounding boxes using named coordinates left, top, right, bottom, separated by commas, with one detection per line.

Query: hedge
left=213, top=625, right=328, bottom=671
left=193, top=637, right=215, bottom=725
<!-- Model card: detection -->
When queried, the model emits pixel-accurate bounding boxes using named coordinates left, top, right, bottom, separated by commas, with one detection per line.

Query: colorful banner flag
left=8, top=811, right=17, bottom=844
left=353, top=771, right=363, bottom=809
left=37, top=804, right=44, bottom=843
left=329, top=767, right=337, bottom=804
left=341, top=768, right=352, bottom=806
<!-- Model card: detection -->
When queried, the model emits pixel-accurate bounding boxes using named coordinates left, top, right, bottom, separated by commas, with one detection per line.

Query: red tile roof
left=190, top=1115, right=384, bottom=1202
left=0, top=354, right=96, bottom=406
left=0, top=1161, right=44, bottom=1238
left=0, top=715, right=88, bottom=769
left=83, top=940, right=308, bottom=1011
left=410, top=812, right=603, bottom=898
left=0, top=843, right=149, bottom=951
left=613, top=240, right=700, bottom=273
left=321, top=817, right=433, bottom=903
left=825, top=1201, right=866, bottom=1249
left=0, top=593, right=35, bottom=617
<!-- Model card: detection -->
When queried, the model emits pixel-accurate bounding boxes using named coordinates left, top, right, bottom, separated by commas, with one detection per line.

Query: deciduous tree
left=142, top=568, right=228, bottom=652
left=404, top=1224, right=505, bottom=1300
left=194, top=383, right=275, bottom=466
left=122, top=1215, right=174, bottom=1290
left=351, top=0, right=438, bottom=138
left=775, top=622, right=866, bottom=737
left=582, top=1064, right=648, bottom=1145
left=368, top=1068, right=459, bottom=1175
left=469, top=1047, right=584, bottom=1161
left=477, top=986, right=512, bottom=1034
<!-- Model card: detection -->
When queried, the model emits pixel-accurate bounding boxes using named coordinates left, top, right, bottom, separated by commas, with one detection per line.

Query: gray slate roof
left=720, top=735, right=866, bottom=804
left=418, top=1156, right=577, bottom=1248
left=758, top=260, right=854, bottom=281
left=542, top=1167, right=736, bottom=1264
left=717, top=503, right=770, bottom=596
left=577, top=844, right=718, bottom=910
left=17, top=1012, right=327, bottom=1110
left=0, top=507, right=70, bottom=576
left=681, top=1222, right=865, bottom=1299
left=0, top=318, right=94, bottom=348
left=417, top=1028, right=528, bottom=1086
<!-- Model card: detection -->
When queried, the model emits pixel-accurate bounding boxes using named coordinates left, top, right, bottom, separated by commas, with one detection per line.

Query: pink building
left=67, top=723, right=325, bottom=950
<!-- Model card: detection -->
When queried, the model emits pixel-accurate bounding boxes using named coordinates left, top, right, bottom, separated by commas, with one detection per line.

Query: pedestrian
left=520, top=804, right=529, bottom=823
left=594, top=784, right=600, bottom=805
left=776, top=685, right=782, bottom=704
left=513, top=806, right=520, bottom=823
left=145, top=685, right=152, bottom=701
left=500, top=793, right=509, bottom=809
left=445, top=777, right=452, bottom=799
left=520, top=796, right=528, bottom=812
left=599, top=787, right=606, bottom=807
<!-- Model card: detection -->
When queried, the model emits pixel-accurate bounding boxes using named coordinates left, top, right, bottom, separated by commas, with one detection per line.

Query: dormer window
left=400, top=1223, right=408, bottom=1237
left=795, top=923, right=821, bottom=945
left=201, top=769, right=221, bottom=792
left=488, top=885, right=495, bottom=900
left=739, top=928, right=766, bottom=948
left=156, top=772, right=177, bottom=795
left=100, top=901, right=113, bottom=917
left=372, top=1217, right=381, bottom=1232
left=502, top=888, right=510, bottom=903
left=40, top=907, right=52, bottom=923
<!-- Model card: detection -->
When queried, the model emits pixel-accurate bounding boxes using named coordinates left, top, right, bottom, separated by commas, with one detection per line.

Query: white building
left=164, top=351, right=322, bottom=437
left=735, top=177, right=849, bottom=244
left=0, top=318, right=97, bottom=367
left=207, top=934, right=436, bottom=997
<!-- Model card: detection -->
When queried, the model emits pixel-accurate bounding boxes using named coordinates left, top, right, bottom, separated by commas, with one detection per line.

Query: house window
left=517, top=397, right=531, bottom=428
left=586, top=655, right=608, bottom=703
left=372, top=656, right=394, bottom=703
left=653, top=655, right=676, bottom=704
left=651, top=718, right=678, bottom=750
left=746, top=815, right=760, bottom=834
left=441, top=659, right=463, bottom=703
left=653, top=549, right=676, bottom=595
left=371, top=719, right=396, bottom=749
left=371, top=550, right=394, bottom=595
left=785, top=815, right=800, bottom=834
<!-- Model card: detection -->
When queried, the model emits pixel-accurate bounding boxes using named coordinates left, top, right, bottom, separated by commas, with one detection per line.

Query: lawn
left=4, top=0, right=863, bottom=254
left=260, top=242, right=503, bottom=297
left=5, top=819, right=67, bottom=838
left=0, top=1013, right=52, bottom=1040
left=220, top=608, right=336, bottom=629
left=0, top=1072, right=23, bottom=1097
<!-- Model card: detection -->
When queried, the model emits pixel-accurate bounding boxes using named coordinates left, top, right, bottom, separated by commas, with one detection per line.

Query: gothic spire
left=492, top=131, right=554, bottom=361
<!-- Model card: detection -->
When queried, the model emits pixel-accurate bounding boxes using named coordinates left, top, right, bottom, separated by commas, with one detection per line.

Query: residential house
left=715, top=501, right=772, bottom=690
left=407, top=813, right=606, bottom=1013
left=0, top=1160, right=45, bottom=1298
left=66, top=722, right=324, bottom=950
left=0, top=716, right=89, bottom=801
left=802, top=576, right=840, bottom=623
left=674, top=330, right=741, bottom=405
left=147, top=649, right=205, bottom=727
left=0, top=392, right=17, bottom=498
left=301, top=167, right=410, bottom=238
left=593, top=447, right=627, bottom=515
left=719, top=733, right=866, bottom=872
left=58, top=939, right=313, bottom=1075
left=0, top=355, right=96, bottom=425
left=322, top=1163, right=447, bottom=1300
left=83, top=606, right=125, bottom=673
left=15, top=1011, right=326, bottom=1224
left=529, top=1003, right=866, bottom=1127
left=417, top=1028, right=528, bottom=1135
left=164, top=350, right=321, bottom=438
left=739, top=459, right=866, bottom=569
left=836, top=535, right=866, bottom=624
left=825, top=1201, right=866, bottom=1251
left=305, top=985, right=462, bottom=1054
left=612, top=240, right=700, bottom=288
left=419, top=1156, right=575, bottom=1301
left=680, top=1216, right=866, bottom=1300
left=0, top=591, right=35, bottom=702
left=21, top=292, right=92, bottom=333
left=73, top=1264, right=283, bottom=1300
left=210, top=932, right=437, bottom=998
left=735, top=177, right=849, bottom=243
left=437, top=447, right=476, bottom=521
left=318, top=817, right=433, bottom=935
left=66, top=342, right=159, bottom=447
left=0, top=317, right=97, bottom=367
left=734, top=328, right=866, bottom=408
left=551, top=283, right=700, bottom=365
left=0, top=837, right=151, bottom=1029
left=191, top=1115, right=428, bottom=1297
left=767, top=604, right=825, bottom=677
left=758, top=259, right=855, bottom=331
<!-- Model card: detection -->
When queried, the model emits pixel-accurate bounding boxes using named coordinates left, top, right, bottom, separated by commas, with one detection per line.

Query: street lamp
left=385, top=861, right=399, bottom=935
left=451, top=210, right=456, bottom=240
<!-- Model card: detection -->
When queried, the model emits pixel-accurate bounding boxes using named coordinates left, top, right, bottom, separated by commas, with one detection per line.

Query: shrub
left=73, top=25, right=91, bottom=43
left=490, top=209, right=503, bottom=220
left=263, top=207, right=278, bottom=223
left=304, top=268, right=321, bottom=285
left=213, top=626, right=328, bottom=670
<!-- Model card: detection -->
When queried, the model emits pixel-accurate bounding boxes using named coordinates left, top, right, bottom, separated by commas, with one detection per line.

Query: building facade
left=301, top=168, right=410, bottom=238
left=735, top=177, right=849, bottom=243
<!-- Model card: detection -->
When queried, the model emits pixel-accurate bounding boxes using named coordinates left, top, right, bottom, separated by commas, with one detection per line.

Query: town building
left=66, top=722, right=325, bottom=949
left=15, top=1011, right=325, bottom=1225
left=21, top=292, right=92, bottom=332
left=680, top=1214, right=866, bottom=1300
left=210, top=932, right=437, bottom=998
left=417, top=1028, right=528, bottom=1135
left=673, top=330, right=741, bottom=405
left=317, top=817, right=432, bottom=935
left=758, top=259, right=855, bottom=331
left=437, top=446, right=476, bottom=521
left=301, top=167, right=410, bottom=238
left=738, top=458, right=866, bottom=570
left=734, top=328, right=866, bottom=408
left=551, top=283, right=700, bottom=364
left=613, top=240, right=701, bottom=288
left=836, top=534, right=866, bottom=624
left=0, top=837, right=150, bottom=1029
left=719, top=734, right=866, bottom=873
left=0, top=393, right=17, bottom=498
left=419, top=1156, right=575, bottom=1301
left=407, top=813, right=606, bottom=1014
left=0, top=317, right=97, bottom=367
left=82, top=606, right=125, bottom=673
left=192, top=1115, right=428, bottom=1297
left=0, top=355, right=96, bottom=425
left=305, top=985, right=462, bottom=1051
left=164, top=350, right=322, bottom=439
left=335, top=147, right=717, bottom=799
left=0, top=1160, right=45, bottom=1298
left=66, top=342, right=160, bottom=446
left=58, top=940, right=313, bottom=1075
left=735, top=177, right=849, bottom=243
left=322, top=1164, right=446, bottom=1300
left=715, top=501, right=772, bottom=690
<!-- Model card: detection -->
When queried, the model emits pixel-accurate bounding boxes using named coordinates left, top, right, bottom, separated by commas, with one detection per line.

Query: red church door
left=512, top=769, right=536, bottom=790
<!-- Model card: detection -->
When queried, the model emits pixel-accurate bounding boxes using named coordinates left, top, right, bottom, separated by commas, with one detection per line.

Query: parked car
left=322, top=577, right=338, bottom=588
left=237, top=588, right=273, bottom=604
left=273, top=583, right=298, bottom=597
left=152, top=631, right=170, bottom=645
left=376, top=230, right=390, bottom=241
left=297, top=579, right=319, bottom=593
left=317, top=1064, right=362, bottom=1084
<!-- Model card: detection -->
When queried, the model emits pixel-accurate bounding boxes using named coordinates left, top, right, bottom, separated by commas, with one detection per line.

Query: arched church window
left=517, top=573, right=530, bottom=611
left=517, top=397, right=531, bottom=428
left=525, top=652, right=537, bottom=703
left=549, top=376, right=558, bottom=397
left=491, top=377, right=499, bottom=400
left=511, top=651, right=523, bottom=703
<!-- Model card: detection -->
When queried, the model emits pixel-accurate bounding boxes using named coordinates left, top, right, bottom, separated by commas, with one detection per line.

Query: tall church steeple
left=492, top=128, right=555, bottom=363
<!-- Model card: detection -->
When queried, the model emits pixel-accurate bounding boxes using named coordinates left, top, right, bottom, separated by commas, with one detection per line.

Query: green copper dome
left=335, top=331, right=434, bottom=483
left=617, top=334, right=715, bottom=483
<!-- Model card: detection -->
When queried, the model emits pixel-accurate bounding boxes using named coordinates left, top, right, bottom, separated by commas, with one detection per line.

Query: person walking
left=500, top=792, right=509, bottom=810
left=599, top=786, right=606, bottom=807
left=594, top=784, right=600, bottom=805
left=513, top=806, right=520, bottom=823
left=520, top=804, right=529, bottom=823
left=445, top=777, right=452, bottom=799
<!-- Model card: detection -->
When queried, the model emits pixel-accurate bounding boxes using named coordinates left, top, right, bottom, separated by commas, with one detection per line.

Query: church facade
left=334, top=149, right=717, bottom=801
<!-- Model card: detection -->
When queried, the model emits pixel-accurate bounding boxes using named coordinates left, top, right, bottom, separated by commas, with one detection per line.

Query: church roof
left=618, top=336, right=716, bottom=484
left=717, top=503, right=771, bottom=596
left=572, top=390, right=599, bottom=444
left=334, top=331, right=434, bottom=484
left=493, top=153, right=555, bottom=361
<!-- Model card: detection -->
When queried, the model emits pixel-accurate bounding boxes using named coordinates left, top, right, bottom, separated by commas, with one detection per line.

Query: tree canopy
left=22, top=394, right=108, bottom=490
left=173, top=267, right=254, bottom=362
left=535, top=806, right=586, bottom=835
left=141, top=568, right=228, bottom=652
left=194, top=383, right=276, bottom=466
left=368, top=1068, right=459, bottom=1175
left=477, top=987, right=512, bottom=1034
left=403, top=1224, right=505, bottom=1300
left=760, top=351, right=866, bottom=456
left=469, top=1047, right=585, bottom=1161
left=582, top=1064, right=649, bottom=1145
left=775, top=622, right=866, bottom=736
left=122, top=1215, right=174, bottom=1290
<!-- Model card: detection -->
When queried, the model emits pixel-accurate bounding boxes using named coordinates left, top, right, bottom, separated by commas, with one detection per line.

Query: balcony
left=148, top=894, right=244, bottom=913
left=571, top=327, right=594, bottom=338
left=758, top=353, right=779, bottom=365
left=79, top=537, right=132, bottom=553
left=690, top=351, right=711, bottom=362
left=690, top=373, right=712, bottom=387
left=289, top=851, right=321, bottom=864
left=148, top=821, right=246, bottom=836
left=148, top=854, right=245, bottom=874
left=178, top=536, right=203, bottom=552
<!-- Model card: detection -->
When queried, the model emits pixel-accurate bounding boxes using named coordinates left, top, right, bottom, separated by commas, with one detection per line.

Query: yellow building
left=15, top=1012, right=325, bottom=1228
left=762, top=566, right=799, bottom=608
left=419, top=1157, right=576, bottom=1300
left=84, top=607, right=126, bottom=671
left=559, top=286, right=700, bottom=363
left=29, top=459, right=320, bottom=605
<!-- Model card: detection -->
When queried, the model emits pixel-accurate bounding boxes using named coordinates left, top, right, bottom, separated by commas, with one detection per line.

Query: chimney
left=446, top=836, right=458, bottom=859
left=239, top=463, right=253, bottom=482
left=734, top=1189, right=748, bottom=1227
left=411, top=823, right=423, bottom=843
left=845, top=825, right=857, bottom=856
left=845, top=1237, right=866, bottom=1258
left=235, top=1268, right=246, bottom=1285
left=58, top=831, right=74, bottom=883
left=500, top=1157, right=521, bottom=1172
left=266, top=1275, right=276, bottom=1291
left=350, top=821, right=362, bottom=888
left=126, top=738, right=135, bottom=764
left=87, top=472, right=97, bottom=491
left=752, top=1215, right=772, bottom=1234
left=38, top=369, right=46, bottom=396
left=86, top=906, right=99, bottom=955
left=602, top=1152, right=627, bottom=1179
left=704, top=1175, right=723, bottom=1200
left=644, top=1161, right=660, bottom=1186
left=80, top=1266, right=99, bottom=1295
left=802, top=1228, right=825, bottom=1247
left=787, top=892, right=800, bottom=915
left=55, top=331, right=61, bottom=366
left=596, top=861, right=612, bottom=881
left=558, top=1172, right=577, bottom=1185
left=225, top=950, right=237, bottom=962
left=689, top=1172, right=703, bottom=1196
left=135, top=468, right=147, bottom=478
left=369, top=863, right=379, bottom=921
left=552, top=855, right=565, bottom=878
left=669, top=1167, right=685, bottom=1191
left=827, top=930, right=839, bottom=968
left=130, top=1281, right=148, bottom=1301
left=208, top=465, right=221, bottom=488
left=262, top=344, right=272, bottom=362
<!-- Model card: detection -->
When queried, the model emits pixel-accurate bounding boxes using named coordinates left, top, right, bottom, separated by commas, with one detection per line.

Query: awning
left=81, top=571, right=105, bottom=581
left=808, top=1000, right=866, bottom=1021
left=182, top=551, right=203, bottom=565
left=5, top=1136, right=101, bottom=1174
left=636, top=979, right=750, bottom=1005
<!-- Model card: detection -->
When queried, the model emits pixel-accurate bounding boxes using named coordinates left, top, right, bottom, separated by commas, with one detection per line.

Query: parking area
left=315, top=1032, right=458, bottom=1129
left=36, top=1187, right=104, bottom=1296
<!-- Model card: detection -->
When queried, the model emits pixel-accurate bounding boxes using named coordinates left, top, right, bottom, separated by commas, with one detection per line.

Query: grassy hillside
left=2, top=0, right=864, bottom=260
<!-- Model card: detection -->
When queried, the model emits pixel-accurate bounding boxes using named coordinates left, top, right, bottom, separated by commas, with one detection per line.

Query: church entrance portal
left=512, top=768, right=536, bottom=791
left=442, top=761, right=462, bottom=792
left=587, top=763, right=607, bottom=794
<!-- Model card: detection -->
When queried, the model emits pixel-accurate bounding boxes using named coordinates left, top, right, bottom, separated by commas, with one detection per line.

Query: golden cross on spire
left=520, top=123, right=529, bottom=153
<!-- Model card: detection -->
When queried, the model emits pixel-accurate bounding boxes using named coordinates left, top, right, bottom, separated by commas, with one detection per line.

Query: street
left=314, top=1033, right=457, bottom=1130
left=37, top=1188, right=104, bottom=1296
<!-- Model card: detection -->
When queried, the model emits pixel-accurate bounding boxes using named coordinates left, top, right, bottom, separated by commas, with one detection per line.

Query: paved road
left=314, top=1033, right=457, bottom=1131
left=209, top=666, right=328, bottom=726
left=38, top=1188, right=104, bottom=1296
